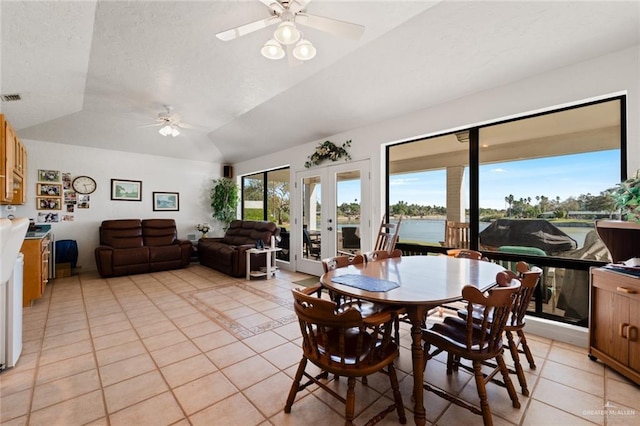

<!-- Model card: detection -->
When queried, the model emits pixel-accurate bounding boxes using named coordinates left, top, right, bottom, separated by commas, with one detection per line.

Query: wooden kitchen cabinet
left=0, top=114, right=27, bottom=204
left=21, top=232, right=51, bottom=307
left=589, top=220, right=640, bottom=384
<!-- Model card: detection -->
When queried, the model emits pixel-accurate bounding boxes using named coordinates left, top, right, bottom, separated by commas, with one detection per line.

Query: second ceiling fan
left=216, top=0, right=364, bottom=63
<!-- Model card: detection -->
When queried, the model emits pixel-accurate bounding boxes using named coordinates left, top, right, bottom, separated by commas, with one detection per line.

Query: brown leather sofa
left=95, top=219, right=191, bottom=278
left=198, top=220, right=279, bottom=277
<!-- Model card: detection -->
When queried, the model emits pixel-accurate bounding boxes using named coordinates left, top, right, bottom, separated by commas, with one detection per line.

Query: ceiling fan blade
left=288, top=0, right=310, bottom=14
left=177, top=122, right=198, bottom=130
left=296, top=13, right=364, bottom=40
left=216, top=15, right=280, bottom=41
left=259, top=0, right=284, bottom=14
left=137, top=123, right=163, bottom=128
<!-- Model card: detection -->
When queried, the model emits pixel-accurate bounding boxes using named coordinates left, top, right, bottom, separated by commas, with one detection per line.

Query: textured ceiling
left=1, top=1, right=639, bottom=163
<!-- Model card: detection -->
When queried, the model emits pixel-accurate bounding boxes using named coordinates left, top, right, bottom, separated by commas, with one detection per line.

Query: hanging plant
left=304, top=140, right=352, bottom=168
left=210, top=178, right=239, bottom=229
left=610, top=169, right=640, bottom=222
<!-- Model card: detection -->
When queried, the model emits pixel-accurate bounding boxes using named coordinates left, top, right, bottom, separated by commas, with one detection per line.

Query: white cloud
left=390, top=177, right=421, bottom=185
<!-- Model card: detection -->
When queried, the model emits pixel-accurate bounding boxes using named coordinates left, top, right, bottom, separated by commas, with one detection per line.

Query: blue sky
left=339, top=150, right=620, bottom=210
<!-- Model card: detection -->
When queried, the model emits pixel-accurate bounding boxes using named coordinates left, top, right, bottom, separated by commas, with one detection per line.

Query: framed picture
left=153, top=192, right=179, bottom=211
left=37, top=197, right=62, bottom=210
left=37, top=183, right=62, bottom=197
left=38, top=169, right=61, bottom=183
left=111, top=179, right=142, bottom=201
left=37, top=212, right=60, bottom=223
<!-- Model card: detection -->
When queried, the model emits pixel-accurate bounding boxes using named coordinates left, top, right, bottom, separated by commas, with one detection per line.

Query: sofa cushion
left=100, top=219, right=143, bottom=249
left=112, top=247, right=149, bottom=266
left=149, top=245, right=182, bottom=262
left=142, top=219, right=178, bottom=246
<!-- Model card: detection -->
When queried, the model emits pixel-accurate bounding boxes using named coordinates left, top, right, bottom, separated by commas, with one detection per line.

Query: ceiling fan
left=139, top=105, right=194, bottom=137
left=216, top=0, right=364, bottom=63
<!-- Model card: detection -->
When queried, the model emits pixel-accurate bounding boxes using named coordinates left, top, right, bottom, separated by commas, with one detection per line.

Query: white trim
left=525, top=316, right=588, bottom=348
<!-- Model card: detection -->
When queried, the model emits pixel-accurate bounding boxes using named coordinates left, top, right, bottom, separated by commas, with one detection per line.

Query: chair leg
left=517, top=330, right=536, bottom=370
left=285, top=358, right=307, bottom=413
left=388, top=363, right=407, bottom=424
left=472, top=360, right=493, bottom=426
left=345, top=376, right=357, bottom=425
left=506, top=330, right=529, bottom=396
left=495, top=353, right=520, bottom=409
left=446, top=353, right=454, bottom=375
left=394, top=316, right=400, bottom=344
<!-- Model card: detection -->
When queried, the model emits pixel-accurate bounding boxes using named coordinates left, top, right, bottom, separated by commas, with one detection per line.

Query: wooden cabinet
left=21, top=233, right=51, bottom=307
left=589, top=220, right=640, bottom=384
left=0, top=114, right=27, bottom=205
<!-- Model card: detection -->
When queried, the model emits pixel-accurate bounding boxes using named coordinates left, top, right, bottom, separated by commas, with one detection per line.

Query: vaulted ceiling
left=1, top=1, right=638, bottom=163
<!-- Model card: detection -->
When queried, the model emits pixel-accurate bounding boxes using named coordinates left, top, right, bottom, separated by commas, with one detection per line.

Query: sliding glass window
left=241, top=167, right=290, bottom=261
left=387, top=97, right=625, bottom=326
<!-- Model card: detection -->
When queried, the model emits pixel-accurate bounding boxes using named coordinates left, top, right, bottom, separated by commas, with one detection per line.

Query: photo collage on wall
left=36, top=169, right=90, bottom=223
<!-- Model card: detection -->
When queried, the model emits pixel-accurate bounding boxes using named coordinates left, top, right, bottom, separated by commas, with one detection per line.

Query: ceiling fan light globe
left=293, top=39, right=316, bottom=61
left=159, top=124, right=172, bottom=136
left=261, top=39, right=285, bottom=60
left=274, top=22, right=300, bottom=45
left=170, top=127, right=180, bottom=137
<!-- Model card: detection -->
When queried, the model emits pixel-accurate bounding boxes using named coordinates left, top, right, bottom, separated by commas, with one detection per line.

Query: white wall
left=5, top=140, right=221, bottom=271
left=234, top=46, right=640, bottom=237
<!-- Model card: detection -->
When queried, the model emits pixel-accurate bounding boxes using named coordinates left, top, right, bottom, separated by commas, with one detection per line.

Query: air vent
left=1, top=94, right=22, bottom=102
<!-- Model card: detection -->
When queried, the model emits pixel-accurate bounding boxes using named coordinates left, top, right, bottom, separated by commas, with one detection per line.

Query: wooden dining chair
left=321, top=254, right=369, bottom=311
left=286, top=285, right=406, bottom=426
left=364, top=249, right=390, bottom=261
left=457, top=263, right=543, bottom=396
left=441, top=221, right=471, bottom=249
left=322, top=254, right=403, bottom=344
left=422, top=272, right=521, bottom=426
left=374, top=214, right=402, bottom=253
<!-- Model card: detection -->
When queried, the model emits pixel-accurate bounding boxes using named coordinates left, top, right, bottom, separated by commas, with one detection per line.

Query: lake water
left=398, top=218, right=591, bottom=248
left=339, top=219, right=591, bottom=248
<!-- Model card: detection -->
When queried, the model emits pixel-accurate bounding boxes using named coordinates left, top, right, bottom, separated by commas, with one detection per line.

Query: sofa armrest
left=175, top=239, right=192, bottom=266
left=95, top=245, right=114, bottom=277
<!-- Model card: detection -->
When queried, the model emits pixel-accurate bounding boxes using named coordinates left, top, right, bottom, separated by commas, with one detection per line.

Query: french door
left=295, top=160, right=371, bottom=276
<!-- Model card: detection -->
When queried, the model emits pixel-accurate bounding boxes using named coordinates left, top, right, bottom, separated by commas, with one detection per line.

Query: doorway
left=295, top=160, right=370, bottom=276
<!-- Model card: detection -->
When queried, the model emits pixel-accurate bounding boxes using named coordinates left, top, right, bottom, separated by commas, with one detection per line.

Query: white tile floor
left=1, top=264, right=638, bottom=425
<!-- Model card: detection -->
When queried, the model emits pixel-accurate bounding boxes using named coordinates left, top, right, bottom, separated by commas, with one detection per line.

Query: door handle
left=327, top=227, right=333, bottom=231
left=619, top=322, right=629, bottom=339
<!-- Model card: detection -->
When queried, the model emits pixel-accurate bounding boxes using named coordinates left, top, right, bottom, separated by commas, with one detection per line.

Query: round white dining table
left=320, top=255, right=505, bottom=426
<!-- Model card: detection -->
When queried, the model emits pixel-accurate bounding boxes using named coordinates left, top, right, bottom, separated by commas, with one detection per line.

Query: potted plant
left=210, top=178, right=239, bottom=229
left=610, top=169, right=640, bottom=222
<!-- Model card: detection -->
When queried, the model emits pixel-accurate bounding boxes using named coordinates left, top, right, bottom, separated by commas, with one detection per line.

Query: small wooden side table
left=246, top=247, right=282, bottom=280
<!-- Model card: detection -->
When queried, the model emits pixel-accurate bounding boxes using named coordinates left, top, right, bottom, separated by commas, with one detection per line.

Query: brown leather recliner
left=198, top=220, right=279, bottom=277
left=95, top=219, right=191, bottom=278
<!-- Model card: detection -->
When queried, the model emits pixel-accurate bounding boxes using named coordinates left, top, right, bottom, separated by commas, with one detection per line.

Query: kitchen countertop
left=25, top=230, right=51, bottom=240
left=24, top=224, right=52, bottom=240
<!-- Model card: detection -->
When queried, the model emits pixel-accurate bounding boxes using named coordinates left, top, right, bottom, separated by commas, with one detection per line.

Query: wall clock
left=72, top=175, right=97, bottom=194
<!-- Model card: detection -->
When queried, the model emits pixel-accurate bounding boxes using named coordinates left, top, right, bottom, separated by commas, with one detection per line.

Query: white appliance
left=1, top=253, right=24, bottom=369
left=0, top=217, right=28, bottom=371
